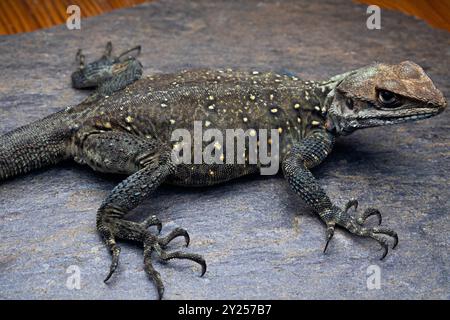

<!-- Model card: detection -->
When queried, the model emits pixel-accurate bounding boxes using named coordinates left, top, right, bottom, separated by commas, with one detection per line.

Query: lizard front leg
left=76, top=131, right=206, bottom=299
left=282, top=130, right=398, bottom=259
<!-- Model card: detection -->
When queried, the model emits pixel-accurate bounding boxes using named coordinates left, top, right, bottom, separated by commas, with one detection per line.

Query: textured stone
left=0, top=0, right=448, bottom=299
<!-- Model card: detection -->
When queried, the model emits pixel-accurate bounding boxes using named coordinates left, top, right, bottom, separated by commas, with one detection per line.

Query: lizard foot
left=322, top=199, right=398, bottom=260
left=99, top=41, right=142, bottom=62
left=144, top=231, right=207, bottom=300
left=72, top=42, right=143, bottom=94
left=73, top=41, right=141, bottom=78
left=100, top=215, right=206, bottom=299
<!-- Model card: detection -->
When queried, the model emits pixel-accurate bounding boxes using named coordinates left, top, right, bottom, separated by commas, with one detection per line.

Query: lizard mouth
left=327, top=109, right=441, bottom=135
left=381, top=111, right=438, bottom=122
left=364, top=110, right=439, bottom=125
left=355, top=109, right=441, bottom=131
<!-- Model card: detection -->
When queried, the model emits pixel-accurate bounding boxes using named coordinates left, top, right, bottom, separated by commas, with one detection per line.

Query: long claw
left=323, top=224, right=335, bottom=253
left=189, top=254, right=207, bottom=277
left=104, top=245, right=120, bottom=282
left=366, top=208, right=382, bottom=225
left=357, top=208, right=382, bottom=225
left=373, top=227, right=398, bottom=249
left=144, top=246, right=165, bottom=299
left=379, top=242, right=389, bottom=260
left=323, top=238, right=331, bottom=253
left=104, top=271, right=112, bottom=283
left=159, top=228, right=190, bottom=247
left=369, top=233, right=390, bottom=260
left=380, top=243, right=389, bottom=260
left=344, top=199, right=358, bottom=213
left=158, top=249, right=206, bottom=276
left=142, top=215, right=162, bottom=234
left=200, top=260, right=207, bottom=277
left=392, top=234, right=399, bottom=249
left=118, top=45, right=142, bottom=61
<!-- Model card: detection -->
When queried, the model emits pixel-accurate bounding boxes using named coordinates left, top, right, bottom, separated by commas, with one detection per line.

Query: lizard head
left=325, top=61, right=447, bottom=135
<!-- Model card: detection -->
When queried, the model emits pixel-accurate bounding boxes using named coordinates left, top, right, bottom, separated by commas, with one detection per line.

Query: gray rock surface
left=0, top=0, right=448, bottom=299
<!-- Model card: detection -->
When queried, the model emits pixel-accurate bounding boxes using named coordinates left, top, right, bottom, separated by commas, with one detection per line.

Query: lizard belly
left=166, top=163, right=259, bottom=186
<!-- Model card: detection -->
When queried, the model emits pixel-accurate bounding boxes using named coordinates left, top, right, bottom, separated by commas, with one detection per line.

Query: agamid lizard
left=0, top=42, right=447, bottom=299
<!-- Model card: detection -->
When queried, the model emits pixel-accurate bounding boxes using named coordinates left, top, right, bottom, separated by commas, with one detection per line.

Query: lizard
left=0, top=42, right=447, bottom=299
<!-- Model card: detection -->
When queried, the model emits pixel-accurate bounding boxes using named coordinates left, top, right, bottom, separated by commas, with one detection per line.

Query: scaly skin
left=0, top=42, right=447, bottom=299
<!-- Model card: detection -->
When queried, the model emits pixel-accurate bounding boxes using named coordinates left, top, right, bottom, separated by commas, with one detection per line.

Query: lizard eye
left=378, top=90, right=398, bottom=106
left=345, top=98, right=354, bottom=110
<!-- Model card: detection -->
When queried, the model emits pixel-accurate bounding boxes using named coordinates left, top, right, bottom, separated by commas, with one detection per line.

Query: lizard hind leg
left=77, top=131, right=206, bottom=299
left=71, top=42, right=143, bottom=92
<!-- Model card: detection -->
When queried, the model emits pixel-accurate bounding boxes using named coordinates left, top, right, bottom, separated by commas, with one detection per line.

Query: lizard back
left=68, top=69, right=330, bottom=185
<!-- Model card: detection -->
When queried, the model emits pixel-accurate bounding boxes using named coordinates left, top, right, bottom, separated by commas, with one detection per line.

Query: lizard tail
left=0, top=110, right=73, bottom=181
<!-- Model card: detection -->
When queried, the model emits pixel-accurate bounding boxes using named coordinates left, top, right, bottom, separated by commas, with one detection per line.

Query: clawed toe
left=117, top=45, right=141, bottom=62
left=357, top=221, right=399, bottom=260
left=147, top=238, right=206, bottom=276
left=141, top=215, right=162, bottom=234
left=369, top=233, right=390, bottom=260
left=143, top=236, right=206, bottom=299
left=344, top=198, right=358, bottom=213
left=358, top=208, right=382, bottom=226
left=372, top=226, right=398, bottom=249
left=158, top=227, right=190, bottom=247
left=322, top=201, right=398, bottom=260
left=323, top=222, right=335, bottom=253
left=143, top=245, right=165, bottom=299
left=141, top=217, right=190, bottom=247
left=104, top=244, right=121, bottom=282
left=103, top=41, right=141, bottom=61
left=345, top=199, right=381, bottom=226
left=368, top=226, right=399, bottom=260
left=157, top=245, right=207, bottom=277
